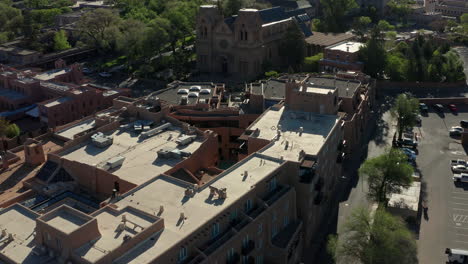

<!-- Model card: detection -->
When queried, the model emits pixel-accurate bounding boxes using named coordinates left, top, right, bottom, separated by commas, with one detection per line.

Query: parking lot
left=416, top=104, right=468, bottom=263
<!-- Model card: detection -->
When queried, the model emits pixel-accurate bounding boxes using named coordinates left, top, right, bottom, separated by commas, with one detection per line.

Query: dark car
left=461, top=120, right=468, bottom=128
left=434, top=104, right=444, bottom=112
left=419, top=103, right=428, bottom=112
left=394, top=138, right=418, bottom=149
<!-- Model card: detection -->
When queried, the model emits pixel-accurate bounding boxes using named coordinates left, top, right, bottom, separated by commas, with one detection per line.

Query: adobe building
left=247, top=73, right=375, bottom=154
left=424, top=0, right=468, bottom=17
left=151, top=81, right=261, bottom=161
left=319, top=41, right=364, bottom=73
left=0, top=61, right=129, bottom=126
left=0, top=76, right=351, bottom=264
left=196, top=5, right=312, bottom=79
left=305, top=31, right=355, bottom=56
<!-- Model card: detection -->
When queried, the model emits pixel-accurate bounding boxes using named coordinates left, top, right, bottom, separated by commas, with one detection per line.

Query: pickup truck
left=453, top=173, right=468, bottom=183
left=451, top=159, right=467, bottom=166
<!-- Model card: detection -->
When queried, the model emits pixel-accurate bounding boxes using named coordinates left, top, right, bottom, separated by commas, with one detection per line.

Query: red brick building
left=319, top=41, right=364, bottom=73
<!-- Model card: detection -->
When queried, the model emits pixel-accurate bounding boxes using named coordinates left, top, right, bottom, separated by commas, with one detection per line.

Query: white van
left=446, top=248, right=468, bottom=263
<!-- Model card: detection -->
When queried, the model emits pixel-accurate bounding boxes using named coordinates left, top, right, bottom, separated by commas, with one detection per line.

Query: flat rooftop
left=306, top=86, right=334, bottom=94
left=388, top=181, right=421, bottom=212
left=305, top=31, right=354, bottom=46
left=45, top=209, right=89, bottom=233
left=44, top=96, right=72, bottom=107
left=0, top=204, right=45, bottom=264
left=34, top=68, right=70, bottom=81
left=327, top=41, right=364, bottom=53
left=112, top=153, right=283, bottom=264
left=251, top=80, right=286, bottom=100
left=59, top=126, right=203, bottom=185
left=154, top=84, right=215, bottom=105
left=0, top=88, right=28, bottom=101
left=307, top=77, right=360, bottom=98
left=76, top=206, right=159, bottom=263
left=56, top=118, right=96, bottom=140
left=250, top=106, right=339, bottom=161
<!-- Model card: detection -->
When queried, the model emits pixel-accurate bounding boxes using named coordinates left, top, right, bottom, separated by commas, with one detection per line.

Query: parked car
left=460, top=120, right=468, bottom=128
left=82, top=67, right=93, bottom=74
left=401, top=147, right=416, bottom=156
left=452, top=165, right=468, bottom=173
left=450, top=126, right=464, bottom=136
left=451, top=159, right=468, bottom=166
left=453, top=173, right=468, bottom=183
left=449, top=104, right=458, bottom=112
left=416, top=114, right=422, bottom=125
left=395, top=138, right=418, bottom=149
left=99, top=72, right=112, bottom=78
left=434, top=104, right=444, bottom=112
left=419, top=103, right=428, bottom=112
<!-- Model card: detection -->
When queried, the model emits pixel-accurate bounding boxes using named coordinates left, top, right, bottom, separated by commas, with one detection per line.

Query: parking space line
left=454, top=240, right=468, bottom=244
left=452, top=197, right=468, bottom=200
left=453, top=208, right=468, bottom=211
left=453, top=191, right=468, bottom=195
left=452, top=202, right=468, bottom=206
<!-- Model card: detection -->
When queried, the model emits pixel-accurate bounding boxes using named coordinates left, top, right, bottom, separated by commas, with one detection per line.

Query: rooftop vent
left=91, top=132, right=113, bottom=148
left=189, top=86, right=201, bottom=92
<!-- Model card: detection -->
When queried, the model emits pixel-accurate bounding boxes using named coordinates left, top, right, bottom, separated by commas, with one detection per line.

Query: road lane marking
left=453, top=208, right=468, bottom=211
left=452, top=202, right=468, bottom=206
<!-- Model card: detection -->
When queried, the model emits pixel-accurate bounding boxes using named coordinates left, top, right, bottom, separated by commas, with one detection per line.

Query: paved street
left=331, top=101, right=468, bottom=264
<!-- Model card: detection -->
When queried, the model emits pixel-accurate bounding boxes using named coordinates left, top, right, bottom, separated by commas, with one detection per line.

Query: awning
left=25, top=106, right=39, bottom=118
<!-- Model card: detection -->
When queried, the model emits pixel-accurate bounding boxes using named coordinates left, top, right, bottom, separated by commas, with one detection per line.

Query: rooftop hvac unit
left=140, top=123, right=172, bottom=139
left=176, top=135, right=196, bottom=146
left=102, top=156, right=125, bottom=170
left=189, top=86, right=201, bottom=92
left=200, top=88, right=211, bottom=95
left=92, top=133, right=113, bottom=148
left=177, top=88, right=189, bottom=94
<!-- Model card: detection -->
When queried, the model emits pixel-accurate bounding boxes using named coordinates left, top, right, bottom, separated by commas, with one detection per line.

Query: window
left=227, top=248, right=235, bottom=261
left=230, top=209, right=238, bottom=221
left=178, top=247, right=188, bottom=262
left=211, top=223, right=220, bottom=238
left=272, top=211, right=277, bottom=222
left=56, top=238, right=61, bottom=250
left=283, top=215, right=289, bottom=227
left=269, top=177, right=277, bottom=191
left=257, top=223, right=263, bottom=234
left=257, top=239, right=263, bottom=249
left=256, top=255, right=264, bottom=264
left=242, top=234, right=249, bottom=248
left=271, top=224, right=278, bottom=238
left=242, top=256, right=248, bottom=264
left=244, top=199, right=252, bottom=212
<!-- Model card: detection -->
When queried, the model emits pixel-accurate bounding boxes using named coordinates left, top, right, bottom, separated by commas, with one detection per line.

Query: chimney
left=299, top=127, right=304, bottom=136
left=159, top=205, right=164, bottom=214
left=346, top=46, right=349, bottom=52
left=180, top=212, right=186, bottom=221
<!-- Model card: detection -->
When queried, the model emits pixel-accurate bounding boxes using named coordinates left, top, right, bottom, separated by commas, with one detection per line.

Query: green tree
left=0, top=119, right=20, bottom=139
left=391, top=93, right=420, bottom=140
left=320, top=0, right=357, bottom=32
left=359, top=27, right=387, bottom=78
left=352, top=16, right=372, bottom=40
left=311, top=18, right=324, bottom=32
left=303, top=53, right=323, bottom=72
left=385, top=54, right=408, bottom=81
left=359, top=147, right=414, bottom=205
left=117, top=19, right=147, bottom=66
left=77, top=9, right=122, bottom=52
left=442, top=50, right=466, bottom=82
left=53, top=30, right=71, bottom=51
left=144, top=16, right=170, bottom=58
left=224, top=0, right=243, bottom=16
left=278, top=23, right=305, bottom=70
left=377, top=19, right=395, bottom=31
left=328, top=207, right=418, bottom=264
left=5, top=123, right=20, bottom=138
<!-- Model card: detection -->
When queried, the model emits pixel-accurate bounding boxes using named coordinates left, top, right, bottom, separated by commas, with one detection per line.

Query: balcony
left=262, top=185, right=291, bottom=206
left=233, top=217, right=250, bottom=232
left=200, top=228, right=236, bottom=256
left=299, top=160, right=317, bottom=184
left=226, top=252, right=240, bottom=264
left=247, top=204, right=265, bottom=219
left=272, top=221, right=302, bottom=249
left=241, top=240, right=255, bottom=256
